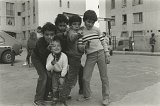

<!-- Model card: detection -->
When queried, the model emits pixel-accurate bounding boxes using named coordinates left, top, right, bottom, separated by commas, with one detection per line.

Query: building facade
left=0, top=0, right=86, bottom=46
left=0, top=0, right=38, bottom=46
left=99, top=0, right=160, bottom=52
left=38, top=0, right=86, bottom=26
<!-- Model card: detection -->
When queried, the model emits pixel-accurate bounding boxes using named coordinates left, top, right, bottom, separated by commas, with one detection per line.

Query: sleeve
left=46, top=54, right=54, bottom=71
left=68, top=31, right=79, bottom=42
left=61, top=53, right=68, bottom=77
left=97, top=28, right=109, bottom=52
left=77, top=38, right=85, bottom=53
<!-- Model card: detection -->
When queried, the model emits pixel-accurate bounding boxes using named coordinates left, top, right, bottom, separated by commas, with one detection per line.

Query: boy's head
left=69, top=15, right=82, bottom=31
left=151, top=33, right=155, bottom=37
left=41, top=22, right=57, bottom=43
left=37, top=26, right=42, bottom=33
left=55, top=14, right=68, bottom=32
left=30, top=32, right=37, bottom=39
left=83, top=10, right=98, bottom=30
left=48, top=36, right=62, bottom=54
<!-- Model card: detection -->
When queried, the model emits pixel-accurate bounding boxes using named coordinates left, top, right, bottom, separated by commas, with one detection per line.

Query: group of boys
left=31, top=10, right=110, bottom=106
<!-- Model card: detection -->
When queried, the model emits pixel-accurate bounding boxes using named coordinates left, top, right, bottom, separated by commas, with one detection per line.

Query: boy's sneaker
left=66, top=95, right=72, bottom=100
left=33, top=100, right=45, bottom=106
left=77, top=95, right=91, bottom=101
left=79, top=89, right=83, bottom=95
left=23, top=62, right=28, bottom=66
left=102, top=99, right=110, bottom=106
left=61, top=101, right=68, bottom=106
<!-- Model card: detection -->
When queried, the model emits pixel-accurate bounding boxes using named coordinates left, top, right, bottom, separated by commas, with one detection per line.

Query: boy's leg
left=97, top=50, right=110, bottom=101
left=60, top=64, right=80, bottom=101
left=31, top=54, right=48, bottom=103
left=83, top=52, right=97, bottom=98
left=52, top=72, right=59, bottom=100
left=78, top=64, right=83, bottom=94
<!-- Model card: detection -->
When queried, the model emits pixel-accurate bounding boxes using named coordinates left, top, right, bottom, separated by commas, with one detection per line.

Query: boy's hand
left=85, top=40, right=91, bottom=49
left=51, top=60, right=57, bottom=65
left=59, top=77, right=65, bottom=85
left=105, top=51, right=110, bottom=64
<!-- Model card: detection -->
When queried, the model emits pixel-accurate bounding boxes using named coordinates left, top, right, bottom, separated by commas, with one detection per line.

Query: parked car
left=0, top=31, right=23, bottom=64
left=116, top=39, right=129, bottom=51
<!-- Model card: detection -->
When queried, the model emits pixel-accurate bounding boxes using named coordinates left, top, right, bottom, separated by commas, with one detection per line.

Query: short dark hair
left=41, top=22, right=57, bottom=34
left=83, top=10, right=98, bottom=22
left=48, top=36, right=62, bottom=49
left=151, top=33, right=155, bottom=37
left=55, top=14, right=68, bottom=26
left=37, top=26, right=41, bottom=30
left=68, top=15, right=82, bottom=26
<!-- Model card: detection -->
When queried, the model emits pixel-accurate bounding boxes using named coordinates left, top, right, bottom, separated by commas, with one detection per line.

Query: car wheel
left=2, top=51, right=15, bottom=64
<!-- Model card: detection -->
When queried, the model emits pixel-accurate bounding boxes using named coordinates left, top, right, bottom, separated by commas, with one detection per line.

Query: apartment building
left=0, top=0, right=86, bottom=46
left=38, top=0, right=86, bottom=26
left=0, top=0, right=38, bottom=45
left=99, top=0, right=160, bottom=52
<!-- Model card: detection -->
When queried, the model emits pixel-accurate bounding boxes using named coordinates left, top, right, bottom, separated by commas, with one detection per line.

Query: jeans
left=83, top=49, right=110, bottom=100
left=60, top=56, right=82, bottom=100
left=52, top=72, right=64, bottom=99
left=31, top=52, right=52, bottom=102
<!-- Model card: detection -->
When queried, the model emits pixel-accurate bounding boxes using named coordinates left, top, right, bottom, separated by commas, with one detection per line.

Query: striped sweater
left=78, top=26, right=109, bottom=54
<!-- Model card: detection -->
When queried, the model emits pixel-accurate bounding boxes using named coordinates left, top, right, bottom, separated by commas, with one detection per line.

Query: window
left=122, top=14, right=127, bottom=25
left=27, top=1, right=30, bottom=10
left=6, top=17, right=15, bottom=26
left=111, top=0, right=115, bottom=9
left=22, top=17, right=25, bottom=26
left=33, top=0, right=35, bottom=13
left=28, top=16, right=30, bottom=25
left=22, top=3, right=25, bottom=12
left=133, top=12, right=143, bottom=23
left=33, top=14, right=36, bottom=23
left=133, top=31, right=143, bottom=36
left=122, top=0, right=127, bottom=7
left=0, top=36, right=5, bottom=44
left=17, top=12, right=21, bottom=16
left=67, top=1, right=70, bottom=8
left=132, top=0, right=143, bottom=6
left=111, top=16, right=115, bottom=26
left=59, top=0, right=62, bottom=7
left=6, top=2, right=14, bottom=16
left=121, top=31, right=129, bottom=38
left=23, top=31, right=26, bottom=40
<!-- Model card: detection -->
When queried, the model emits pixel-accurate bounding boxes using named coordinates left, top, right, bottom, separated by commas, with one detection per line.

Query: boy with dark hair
left=54, top=14, right=68, bottom=53
left=78, top=10, right=110, bottom=106
left=31, top=22, right=57, bottom=106
left=59, top=14, right=85, bottom=104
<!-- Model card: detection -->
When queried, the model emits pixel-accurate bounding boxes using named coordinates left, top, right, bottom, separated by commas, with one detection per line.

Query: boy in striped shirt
left=78, top=10, right=110, bottom=106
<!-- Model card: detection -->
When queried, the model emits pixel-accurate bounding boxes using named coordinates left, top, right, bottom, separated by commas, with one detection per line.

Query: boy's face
left=50, top=41, right=62, bottom=54
left=43, top=30, right=56, bottom=44
left=71, top=22, right=81, bottom=31
left=57, top=22, right=67, bottom=32
left=84, top=19, right=95, bottom=30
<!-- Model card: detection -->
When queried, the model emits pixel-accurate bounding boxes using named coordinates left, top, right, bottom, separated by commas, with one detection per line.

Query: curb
left=113, top=51, right=160, bottom=56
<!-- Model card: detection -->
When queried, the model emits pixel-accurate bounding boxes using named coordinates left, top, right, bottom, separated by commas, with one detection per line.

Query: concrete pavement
left=0, top=49, right=160, bottom=106
left=109, top=82, right=160, bottom=106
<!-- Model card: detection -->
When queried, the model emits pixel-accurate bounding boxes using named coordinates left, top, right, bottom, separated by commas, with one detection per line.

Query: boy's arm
left=77, top=38, right=85, bottom=53
left=46, top=54, right=54, bottom=71
left=61, top=54, right=68, bottom=77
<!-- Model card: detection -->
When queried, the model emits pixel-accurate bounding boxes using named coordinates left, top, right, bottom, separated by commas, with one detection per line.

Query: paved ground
left=0, top=49, right=160, bottom=106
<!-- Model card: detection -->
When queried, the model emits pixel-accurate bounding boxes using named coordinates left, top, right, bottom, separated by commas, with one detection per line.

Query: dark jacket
left=33, top=37, right=51, bottom=66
